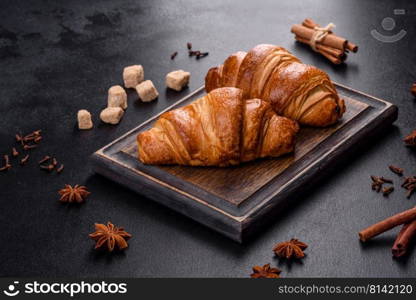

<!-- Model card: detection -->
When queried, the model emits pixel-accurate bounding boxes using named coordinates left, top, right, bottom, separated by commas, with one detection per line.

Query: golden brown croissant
left=137, top=87, right=299, bottom=166
left=205, top=44, right=346, bottom=127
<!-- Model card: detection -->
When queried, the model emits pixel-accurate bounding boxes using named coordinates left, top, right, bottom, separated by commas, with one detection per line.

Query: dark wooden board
left=92, top=83, right=397, bottom=242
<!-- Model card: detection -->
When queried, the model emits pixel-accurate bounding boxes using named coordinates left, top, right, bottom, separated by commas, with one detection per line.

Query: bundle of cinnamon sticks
left=291, top=19, right=358, bottom=64
left=359, top=206, right=416, bottom=258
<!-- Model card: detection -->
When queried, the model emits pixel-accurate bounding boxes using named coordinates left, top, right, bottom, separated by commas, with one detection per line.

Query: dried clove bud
left=0, top=155, right=12, bottom=171
left=40, top=164, right=54, bottom=172
left=379, top=177, right=393, bottom=184
left=389, top=165, right=403, bottom=176
left=39, top=155, right=51, bottom=164
left=57, top=164, right=64, bottom=173
left=371, top=175, right=393, bottom=193
left=19, top=130, right=42, bottom=143
left=404, top=130, right=416, bottom=147
left=170, top=51, right=178, bottom=60
left=187, top=42, right=192, bottom=50
left=382, top=186, right=394, bottom=196
left=406, top=186, right=415, bottom=199
left=15, top=133, right=24, bottom=146
left=12, top=147, right=19, bottom=157
left=371, top=175, right=382, bottom=192
left=196, top=52, right=209, bottom=59
left=188, top=50, right=200, bottom=57
left=23, top=135, right=34, bottom=142
left=401, top=176, right=416, bottom=199
left=0, top=165, right=11, bottom=171
left=23, top=144, right=37, bottom=150
left=20, top=154, right=29, bottom=165
left=402, top=177, right=416, bottom=187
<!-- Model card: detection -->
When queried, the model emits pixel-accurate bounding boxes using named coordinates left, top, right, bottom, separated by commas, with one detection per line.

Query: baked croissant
left=205, top=44, right=346, bottom=127
left=137, top=87, right=299, bottom=166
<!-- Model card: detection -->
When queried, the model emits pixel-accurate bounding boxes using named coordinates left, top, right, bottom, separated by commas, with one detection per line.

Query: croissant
left=205, top=44, right=346, bottom=127
left=137, top=87, right=299, bottom=166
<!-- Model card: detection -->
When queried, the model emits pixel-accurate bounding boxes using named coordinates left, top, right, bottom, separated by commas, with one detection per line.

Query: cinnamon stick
left=295, top=36, right=344, bottom=58
left=346, top=42, right=358, bottom=53
left=295, top=36, right=344, bottom=64
left=302, top=18, right=321, bottom=30
left=392, top=220, right=416, bottom=257
left=359, top=206, right=416, bottom=242
left=291, top=24, right=347, bottom=51
left=301, top=18, right=358, bottom=53
left=317, top=48, right=343, bottom=65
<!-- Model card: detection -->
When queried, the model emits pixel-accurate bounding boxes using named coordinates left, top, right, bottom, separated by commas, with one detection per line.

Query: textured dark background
left=0, top=0, right=415, bottom=277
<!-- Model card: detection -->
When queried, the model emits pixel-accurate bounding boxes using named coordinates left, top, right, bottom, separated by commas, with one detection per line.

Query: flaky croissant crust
left=137, top=87, right=299, bottom=166
left=205, top=44, right=346, bottom=127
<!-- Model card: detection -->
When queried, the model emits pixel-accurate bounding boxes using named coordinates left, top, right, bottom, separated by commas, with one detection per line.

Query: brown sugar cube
left=166, top=70, right=190, bottom=91
left=77, top=109, right=93, bottom=130
left=108, top=85, right=127, bottom=109
left=123, top=65, right=144, bottom=88
left=100, top=107, right=124, bottom=125
left=136, top=80, right=159, bottom=102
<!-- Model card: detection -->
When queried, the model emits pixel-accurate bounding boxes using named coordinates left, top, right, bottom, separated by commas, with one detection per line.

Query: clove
left=15, top=134, right=22, bottom=142
left=189, top=50, right=200, bottom=57
left=382, top=186, right=394, bottom=197
left=23, top=144, right=37, bottom=150
left=12, top=147, right=19, bottom=157
left=38, top=155, right=51, bottom=164
left=196, top=52, right=209, bottom=59
left=389, top=165, right=403, bottom=176
left=0, top=155, right=12, bottom=171
left=371, top=175, right=393, bottom=193
left=15, top=133, right=24, bottom=146
left=40, top=164, right=54, bottom=172
left=401, top=177, right=416, bottom=199
left=57, top=164, right=64, bottom=173
left=379, top=177, right=393, bottom=184
left=170, top=51, right=178, bottom=60
left=20, top=154, right=29, bottom=165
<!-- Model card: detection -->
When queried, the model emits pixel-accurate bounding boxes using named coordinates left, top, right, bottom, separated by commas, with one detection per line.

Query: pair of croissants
left=137, top=44, right=346, bottom=167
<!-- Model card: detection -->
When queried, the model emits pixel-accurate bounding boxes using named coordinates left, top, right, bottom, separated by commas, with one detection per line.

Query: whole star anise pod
left=404, top=130, right=416, bottom=147
left=250, top=263, right=281, bottom=278
left=58, top=184, right=90, bottom=203
left=273, top=238, right=308, bottom=259
left=89, top=222, right=132, bottom=252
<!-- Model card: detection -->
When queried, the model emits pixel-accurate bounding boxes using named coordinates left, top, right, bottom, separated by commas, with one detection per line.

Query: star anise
left=58, top=184, right=90, bottom=203
left=404, top=130, right=416, bottom=147
left=273, top=238, right=308, bottom=259
left=89, top=222, right=132, bottom=252
left=250, top=263, right=281, bottom=278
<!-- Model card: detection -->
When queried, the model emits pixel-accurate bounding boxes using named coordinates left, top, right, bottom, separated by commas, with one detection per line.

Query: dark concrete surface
left=0, top=0, right=415, bottom=277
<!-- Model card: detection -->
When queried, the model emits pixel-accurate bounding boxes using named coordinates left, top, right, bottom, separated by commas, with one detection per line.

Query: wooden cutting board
left=92, top=83, right=397, bottom=242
